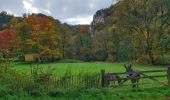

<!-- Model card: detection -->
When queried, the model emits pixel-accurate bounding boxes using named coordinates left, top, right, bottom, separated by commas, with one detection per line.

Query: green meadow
left=0, top=62, right=168, bottom=100
left=14, top=62, right=167, bottom=75
left=12, top=62, right=168, bottom=89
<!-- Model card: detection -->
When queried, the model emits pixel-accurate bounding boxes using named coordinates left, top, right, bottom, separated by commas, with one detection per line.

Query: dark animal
left=106, top=73, right=122, bottom=86
left=124, top=64, right=140, bottom=88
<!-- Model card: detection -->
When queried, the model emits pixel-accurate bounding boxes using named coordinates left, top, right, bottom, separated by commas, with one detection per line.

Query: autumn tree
left=0, top=29, right=18, bottom=58
left=59, top=24, right=70, bottom=59
left=15, top=15, right=61, bottom=62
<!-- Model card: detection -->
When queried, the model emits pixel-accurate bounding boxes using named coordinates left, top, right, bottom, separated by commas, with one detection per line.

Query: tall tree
left=0, top=29, right=18, bottom=58
left=15, top=15, right=61, bottom=61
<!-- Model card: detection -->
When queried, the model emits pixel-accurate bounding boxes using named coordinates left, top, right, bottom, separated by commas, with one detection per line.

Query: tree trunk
left=146, top=47, right=154, bottom=64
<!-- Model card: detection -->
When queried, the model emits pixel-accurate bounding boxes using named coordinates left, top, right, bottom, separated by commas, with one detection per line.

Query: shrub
left=31, top=65, right=54, bottom=83
left=29, top=88, right=43, bottom=97
left=136, top=54, right=150, bottom=64
left=0, top=85, right=12, bottom=97
left=47, top=89, right=66, bottom=97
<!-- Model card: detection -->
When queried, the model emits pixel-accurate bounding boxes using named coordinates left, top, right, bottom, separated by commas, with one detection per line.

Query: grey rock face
left=89, top=8, right=111, bottom=37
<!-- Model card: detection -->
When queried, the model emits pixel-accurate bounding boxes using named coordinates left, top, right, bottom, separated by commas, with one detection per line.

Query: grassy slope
left=14, top=62, right=167, bottom=75
left=13, top=62, right=168, bottom=89
left=3, top=62, right=169, bottom=100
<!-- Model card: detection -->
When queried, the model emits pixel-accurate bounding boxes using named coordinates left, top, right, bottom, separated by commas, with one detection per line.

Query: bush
left=94, top=50, right=108, bottom=61
left=47, top=89, right=66, bottom=97
left=136, top=54, right=150, bottom=64
left=29, top=88, right=43, bottom=97
left=153, top=55, right=170, bottom=65
left=0, top=85, right=12, bottom=97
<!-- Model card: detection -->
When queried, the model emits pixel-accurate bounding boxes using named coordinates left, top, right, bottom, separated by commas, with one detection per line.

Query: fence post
left=168, top=67, right=170, bottom=86
left=101, top=69, right=106, bottom=87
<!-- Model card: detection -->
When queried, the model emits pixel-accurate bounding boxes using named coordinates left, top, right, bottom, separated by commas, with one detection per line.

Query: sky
left=0, top=0, right=115, bottom=25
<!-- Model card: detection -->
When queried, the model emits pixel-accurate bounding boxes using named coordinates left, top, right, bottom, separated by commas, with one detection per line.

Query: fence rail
left=101, top=67, right=170, bottom=88
left=107, top=70, right=167, bottom=75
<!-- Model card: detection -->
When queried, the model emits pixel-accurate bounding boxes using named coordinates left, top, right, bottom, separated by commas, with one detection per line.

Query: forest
left=0, top=0, right=170, bottom=65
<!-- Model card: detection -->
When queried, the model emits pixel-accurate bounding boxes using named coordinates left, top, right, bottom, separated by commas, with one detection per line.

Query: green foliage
left=1, top=87, right=170, bottom=100
left=0, top=0, right=170, bottom=64
left=0, top=11, right=14, bottom=30
left=30, top=65, right=54, bottom=84
left=47, top=88, right=66, bottom=97
left=90, top=0, right=170, bottom=64
left=0, top=85, right=12, bottom=97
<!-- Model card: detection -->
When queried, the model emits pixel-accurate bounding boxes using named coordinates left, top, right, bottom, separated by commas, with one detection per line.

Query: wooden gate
left=101, top=67, right=170, bottom=88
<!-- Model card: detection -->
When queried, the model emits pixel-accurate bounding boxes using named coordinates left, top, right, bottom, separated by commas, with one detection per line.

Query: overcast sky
left=0, top=0, right=115, bottom=25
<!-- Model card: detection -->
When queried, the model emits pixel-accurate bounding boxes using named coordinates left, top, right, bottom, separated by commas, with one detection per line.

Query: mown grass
left=13, top=62, right=168, bottom=89
left=13, top=62, right=167, bottom=75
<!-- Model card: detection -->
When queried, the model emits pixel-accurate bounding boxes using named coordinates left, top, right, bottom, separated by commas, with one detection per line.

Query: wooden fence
left=11, top=72, right=101, bottom=91
left=101, top=67, right=170, bottom=88
left=47, top=73, right=101, bottom=89
left=10, top=67, right=170, bottom=91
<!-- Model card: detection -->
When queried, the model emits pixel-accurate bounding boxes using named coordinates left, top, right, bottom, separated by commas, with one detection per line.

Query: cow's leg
left=118, top=78, right=122, bottom=85
left=137, top=79, right=139, bottom=88
left=131, top=80, right=136, bottom=88
left=106, top=79, right=110, bottom=87
left=113, top=80, right=115, bottom=85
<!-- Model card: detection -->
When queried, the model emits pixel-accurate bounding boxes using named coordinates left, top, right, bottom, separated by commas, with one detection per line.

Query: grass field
left=14, top=62, right=167, bottom=75
left=13, top=62, right=168, bottom=89
left=0, top=62, right=169, bottom=100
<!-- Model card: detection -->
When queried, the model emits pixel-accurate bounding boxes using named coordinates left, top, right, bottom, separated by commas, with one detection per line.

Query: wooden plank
left=139, top=70, right=167, bottom=73
left=108, top=72, right=126, bottom=75
left=139, top=75, right=166, bottom=79
left=108, top=70, right=167, bottom=75
left=139, top=72, right=167, bottom=85
left=101, top=69, right=106, bottom=87
left=119, top=75, right=167, bottom=80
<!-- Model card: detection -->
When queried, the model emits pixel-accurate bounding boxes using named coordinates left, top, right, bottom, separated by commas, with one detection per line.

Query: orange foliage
left=24, top=16, right=54, bottom=33
left=21, top=15, right=61, bottom=58
left=0, top=29, right=15, bottom=50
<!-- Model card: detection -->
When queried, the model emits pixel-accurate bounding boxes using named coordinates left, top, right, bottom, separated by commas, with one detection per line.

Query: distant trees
left=90, top=0, right=170, bottom=64
left=59, top=24, right=70, bottom=59
left=0, top=11, right=14, bottom=30
left=15, top=15, right=61, bottom=62
left=0, top=0, right=169, bottom=65
left=108, top=0, right=170, bottom=64
left=0, top=29, right=18, bottom=57
left=58, top=25, right=91, bottom=61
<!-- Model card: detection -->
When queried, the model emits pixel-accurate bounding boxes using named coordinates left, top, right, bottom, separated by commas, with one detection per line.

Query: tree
left=0, top=11, right=14, bottom=30
left=0, top=29, right=18, bottom=58
left=111, top=0, right=170, bottom=64
left=59, top=24, right=70, bottom=59
left=15, top=15, right=61, bottom=62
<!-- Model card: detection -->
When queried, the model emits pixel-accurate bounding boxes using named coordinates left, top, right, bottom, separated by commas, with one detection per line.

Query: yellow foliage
left=26, top=39, right=35, bottom=45
left=112, top=24, right=119, bottom=29
left=144, top=31, right=148, bottom=38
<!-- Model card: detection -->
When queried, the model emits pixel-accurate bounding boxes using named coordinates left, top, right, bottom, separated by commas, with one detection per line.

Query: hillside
left=89, top=0, right=170, bottom=65
left=0, top=0, right=170, bottom=65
